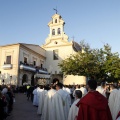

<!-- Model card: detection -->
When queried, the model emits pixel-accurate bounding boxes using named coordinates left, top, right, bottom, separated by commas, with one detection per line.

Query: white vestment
left=36, top=87, right=42, bottom=106
left=42, top=89, right=56, bottom=120
left=96, top=86, right=106, bottom=97
left=37, top=89, right=46, bottom=114
left=108, top=89, right=118, bottom=120
left=64, top=88, right=72, bottom=105
left=65, top=87, right=71, bottom=94
left=112, top=89, right=120, bottom=120
left=33, top=88, right=37, bottom=106
left=68, top=98, right=80, bottom=120
left=80, top=87, right=87, bottom=97
left=52, top=89, right=71, bottom=120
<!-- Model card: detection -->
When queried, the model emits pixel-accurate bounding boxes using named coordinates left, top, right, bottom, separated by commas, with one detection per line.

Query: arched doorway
left=22, top=74, right=28, bottom=85
left=31, top=75, right=34, bottom=86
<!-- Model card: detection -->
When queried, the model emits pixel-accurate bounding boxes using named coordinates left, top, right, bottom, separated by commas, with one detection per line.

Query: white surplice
left=37, top=89, right=46, bottom=114
left=52, top=89, right=71, bottom=120
left=36, top=87, right=42, bottom=106
left=68, top=98, right=80, bottom=120
left=41, top=89, right=56, bottom=120
left=108, top=89, right=118, bottom=120
left=80, top=87, right=87, bottom=97
left=64, top=88, right=72, bottom=105
left=65, top=87, right=71, bottom=94
left=96, top=86, right=106, bottom=97
left=112, top=89, right=120, bottom=120
left=33, top=88, right=37, bottom=106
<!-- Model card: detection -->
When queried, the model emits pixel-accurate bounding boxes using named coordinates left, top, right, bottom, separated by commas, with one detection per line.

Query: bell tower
left=44, top=13, right=69, bottom=45
left=42, top=13, right=75, bottom=83
left=49, top=14, right=64, bottom=38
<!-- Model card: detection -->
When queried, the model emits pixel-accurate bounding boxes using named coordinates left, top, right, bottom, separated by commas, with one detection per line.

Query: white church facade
left=0, top=13, right=86, bottom=86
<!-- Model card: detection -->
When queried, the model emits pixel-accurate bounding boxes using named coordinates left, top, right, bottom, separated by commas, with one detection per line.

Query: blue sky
left=0, top=0, right=120, bottom=53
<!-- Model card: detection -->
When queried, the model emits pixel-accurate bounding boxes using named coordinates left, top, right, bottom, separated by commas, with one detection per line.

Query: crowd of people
left=25, top=79, right=120, bottom=120
left=1, top=79, right=120, bottom=120
left=0, top=85, right=15, bottom=120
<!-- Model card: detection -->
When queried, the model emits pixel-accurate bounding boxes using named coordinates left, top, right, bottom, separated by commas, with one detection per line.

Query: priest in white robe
left=68, top=90, right=82, bottom=120
left=111, top=89, right=120, bottom=120
left=37, top=86, right=45, bottom=115
left=96, top=82, right=106, bottom=97
left=80, top=84, right=87, bottom=97
left=41, top=85, right=56, bottom=120
left=108, top=84, right=118, bottom=119
left=33, top=86, right=37, bottom=106
left=64, top=85, right=72, bottom=104
left=36, top=85, right=42, bottom=106
left=52, top=83, right=71, bottom=120
left=64, top=85, right=71, bottom=94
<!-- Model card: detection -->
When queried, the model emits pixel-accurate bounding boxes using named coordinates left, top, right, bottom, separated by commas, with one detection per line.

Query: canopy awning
left=34, top=73, right=51, bottom=79
left=20, top=64, right=49, bottom=74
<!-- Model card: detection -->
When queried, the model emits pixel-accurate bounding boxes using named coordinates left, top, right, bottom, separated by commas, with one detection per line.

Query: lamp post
left=10, top=75, right=12, bottom=85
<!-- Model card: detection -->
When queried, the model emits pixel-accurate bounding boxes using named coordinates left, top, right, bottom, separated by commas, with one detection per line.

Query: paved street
left=6, top=93, right=40, bottom=120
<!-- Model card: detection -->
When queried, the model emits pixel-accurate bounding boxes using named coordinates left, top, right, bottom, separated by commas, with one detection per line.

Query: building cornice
left=43, top=38, right=71, bottom=46
left=0, top=43, right=20, bottom=48
left=0, top=43, right=46, bottom=59
left=43, top=43, right=72, bottom=48
left=20, top=44, right=46, bottom=59
left=49, top=23, right=63, bottom=27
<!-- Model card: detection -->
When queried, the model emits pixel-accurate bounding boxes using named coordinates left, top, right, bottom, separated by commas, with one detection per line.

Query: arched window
left=55, top=19, right=57, bottom=23
left=52, top=29, right=55, bottom=35
left=58, top=28, right=61, bottom=34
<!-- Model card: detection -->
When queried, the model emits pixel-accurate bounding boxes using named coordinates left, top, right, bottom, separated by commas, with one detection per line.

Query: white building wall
left=19, top=48, right=46, bottom=67
left=45, top=45, right=75, bottom=74
left=0, top=44, right=19, bottom=85
left=21, top=44, right=46, bottom=57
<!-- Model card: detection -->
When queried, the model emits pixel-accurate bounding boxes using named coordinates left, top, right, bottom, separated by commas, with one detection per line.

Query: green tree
left=59, top=41, right=120, bottom=82
left=102, top=44, right=120, bottom=82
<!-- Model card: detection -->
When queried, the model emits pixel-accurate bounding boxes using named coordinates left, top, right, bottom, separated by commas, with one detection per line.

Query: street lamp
left=10, top=75, right=12, bottom=85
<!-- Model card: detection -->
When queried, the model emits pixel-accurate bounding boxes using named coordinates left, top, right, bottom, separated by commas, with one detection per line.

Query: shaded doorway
left=22, top=74, right=28, bottom=85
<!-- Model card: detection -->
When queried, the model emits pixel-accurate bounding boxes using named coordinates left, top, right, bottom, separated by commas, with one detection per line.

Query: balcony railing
left=2, top=64, right=12, bottom=70
left=19, top=61, right=48, bottom=74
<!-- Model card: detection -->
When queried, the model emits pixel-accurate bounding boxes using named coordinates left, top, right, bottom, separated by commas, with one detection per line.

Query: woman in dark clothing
left=0, top=91, right=7, bottom=120
left=7, top=88, right=14, bottom=112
